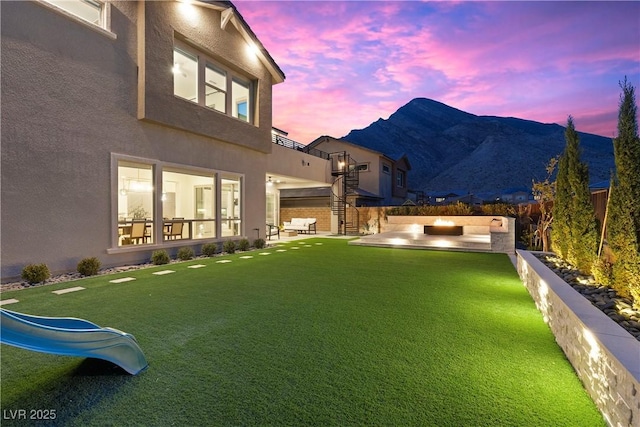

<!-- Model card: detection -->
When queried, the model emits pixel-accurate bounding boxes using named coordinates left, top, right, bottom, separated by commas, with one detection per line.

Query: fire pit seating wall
left=383, top=215, right=515, bottom=254
left=283, top=218, right=317, bottom=234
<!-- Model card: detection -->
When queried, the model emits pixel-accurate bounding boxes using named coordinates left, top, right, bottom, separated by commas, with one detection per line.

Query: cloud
left=235, top=1, right=640, bottom=142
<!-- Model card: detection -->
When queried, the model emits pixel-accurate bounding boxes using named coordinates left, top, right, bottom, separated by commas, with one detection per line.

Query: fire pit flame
left=434, top=219, right=455, bottom=227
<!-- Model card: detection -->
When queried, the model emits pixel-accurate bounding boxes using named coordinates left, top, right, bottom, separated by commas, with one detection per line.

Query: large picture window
left=113, top=156, right=242, bottom=248
left=173, top=41, right=255, bottom=124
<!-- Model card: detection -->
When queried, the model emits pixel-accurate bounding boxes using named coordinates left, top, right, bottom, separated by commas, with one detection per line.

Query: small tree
left=552, top=152, right=571, bottom=258
left=607, top=77, right=640, bottom=305
left=532, top=157, right=558, bottom=252
left=564, top=116, right=599, bottom=272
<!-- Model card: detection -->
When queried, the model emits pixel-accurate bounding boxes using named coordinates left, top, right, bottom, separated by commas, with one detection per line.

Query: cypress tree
left=563, top=116, right=599, bottom=272
left=552, top=149, right=571, bottom=258
left=608, top=77, right=640, bottom=305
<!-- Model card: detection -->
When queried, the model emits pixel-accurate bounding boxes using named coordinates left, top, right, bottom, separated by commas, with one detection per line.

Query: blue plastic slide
left=0, top=308, right=148, bottom=375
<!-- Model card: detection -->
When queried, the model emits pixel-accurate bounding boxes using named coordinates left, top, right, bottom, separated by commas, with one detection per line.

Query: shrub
left=253, top=238, right=266, bottom=249
left=77, top=257, right=101, bottom=276
left=237, top=238, right=250, bottom=251
left=151, top=250, right=170, bottom=265
left=223, top=240, right=236, bottom=254
left=21, top=263, right=50, bottom=284
left=592, top=258, right=614, bottom=288
left=202, top=243, right=218, bottom=257
left=177, top=247, right=194, bottom=261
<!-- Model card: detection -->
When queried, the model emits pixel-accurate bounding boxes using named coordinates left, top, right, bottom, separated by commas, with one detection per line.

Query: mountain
left=342, top=98, right=615, bottom=194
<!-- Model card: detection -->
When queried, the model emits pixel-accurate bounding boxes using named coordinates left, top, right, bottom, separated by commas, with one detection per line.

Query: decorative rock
left=535, top=253, right=640, bottom=342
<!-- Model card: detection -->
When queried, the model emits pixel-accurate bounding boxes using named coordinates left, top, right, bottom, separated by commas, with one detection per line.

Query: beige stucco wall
left=1, top=1, right=277, bottom=280
left=266, top=144, right=332, bottom=185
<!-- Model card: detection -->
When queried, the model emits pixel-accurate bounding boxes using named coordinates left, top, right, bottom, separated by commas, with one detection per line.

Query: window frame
left=109, top=154, right=244, bottom=253
left=173, top=39, right=256, bottom=125
left=36, top=0, right=115, bottom=39
left=396, top=170, right=406, bottom=188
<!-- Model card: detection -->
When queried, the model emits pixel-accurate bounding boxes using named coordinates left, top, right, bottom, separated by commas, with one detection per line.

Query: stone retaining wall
left=517, top=250, right=640, bottom=427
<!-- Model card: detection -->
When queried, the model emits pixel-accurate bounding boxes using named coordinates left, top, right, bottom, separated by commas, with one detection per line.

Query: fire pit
left=424, top=219, right=463, bottom=236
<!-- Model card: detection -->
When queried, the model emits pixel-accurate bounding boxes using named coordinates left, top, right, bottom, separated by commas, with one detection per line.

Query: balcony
left=272, top=134, right=329, bottom=160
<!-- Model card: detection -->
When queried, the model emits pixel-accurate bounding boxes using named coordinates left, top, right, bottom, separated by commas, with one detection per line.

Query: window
left=162, top=170, right=216, bottom=240
left=396, top=170, right=406, bottom=188
left=117, top=162, right=154, bottom=246
left=221, top=176, right=242, bottom=237
left=232, top=79, right=250, bottom=122
left=113, top=156, right=241, bottom=249
left=356, top=163, right=369, bottom=172
left=173, top=48, right=198, bottom=102
left=173, top=41, right=255, bottom=124
left=205, top=64, right=226, bottom=113
left=41, top=0, right=105, bottom=28
left=382, top=164, right=390, bottom=174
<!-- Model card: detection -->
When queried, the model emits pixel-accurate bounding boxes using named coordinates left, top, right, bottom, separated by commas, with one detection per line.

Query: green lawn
left=1, top=239, right=604, bottom=426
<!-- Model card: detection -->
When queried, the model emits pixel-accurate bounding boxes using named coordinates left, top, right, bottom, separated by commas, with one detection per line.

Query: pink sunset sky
left=234, top=1, right=640, bottom=144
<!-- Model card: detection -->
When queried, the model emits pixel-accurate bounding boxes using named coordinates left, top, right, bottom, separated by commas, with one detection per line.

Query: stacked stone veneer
left=517, top=250, right=640, bottom=427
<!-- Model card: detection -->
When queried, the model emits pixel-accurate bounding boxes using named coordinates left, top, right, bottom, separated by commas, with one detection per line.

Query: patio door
left=266, top=191, right=278, bottom=226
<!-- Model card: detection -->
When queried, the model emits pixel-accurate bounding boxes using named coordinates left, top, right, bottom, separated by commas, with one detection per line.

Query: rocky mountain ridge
left=343, top=98, right=615, bottom=193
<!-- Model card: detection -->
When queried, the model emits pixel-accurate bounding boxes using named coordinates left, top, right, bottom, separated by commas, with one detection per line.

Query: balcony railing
left=272, top=134, right=330, bottom=160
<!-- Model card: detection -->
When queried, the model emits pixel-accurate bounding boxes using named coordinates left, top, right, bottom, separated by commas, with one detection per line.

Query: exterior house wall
left=266, top=144, right=332, bottom=185
left=308, top=136, right=410, bottom=205
left=1, top=1, right=280, bottom=280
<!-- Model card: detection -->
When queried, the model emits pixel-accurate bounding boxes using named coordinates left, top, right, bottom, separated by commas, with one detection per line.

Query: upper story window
left=356, top=163, right=369, bottom=172
left=396, top=170, right=406, bottom=188
left=41, top=0, right=105, bottom=28
left=382, top=164, right=391, bottom=174
left=173, top=41, right=255, bottom=124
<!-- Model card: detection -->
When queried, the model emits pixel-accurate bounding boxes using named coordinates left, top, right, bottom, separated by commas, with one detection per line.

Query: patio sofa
left=283, top=218, right=317, bottom=234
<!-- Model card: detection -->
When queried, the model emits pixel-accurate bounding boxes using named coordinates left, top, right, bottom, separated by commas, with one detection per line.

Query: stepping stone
left=259, top=252, right=271, bottom=256
left=239, top=256, right=253, bottom=259
left=188, top=264, right=206, bottom=269
left=0, top=299, right=19, bottom=306
left=52, top=286, right=85, bottom=295
left=153, top=270, right=175, bottom=276
left=291, top=247, right=300, bottom=250
left=315, top=243, right=323, bottom=245
left=216, top=260, right=232, bottom=264
left=109, top=277, right=136, bottom=284
left=303, top=245, right=312, bottom=247
left=276, top=249, right=287, bottom=252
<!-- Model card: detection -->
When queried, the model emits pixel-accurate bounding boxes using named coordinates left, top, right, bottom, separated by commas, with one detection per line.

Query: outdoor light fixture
left=266, top=176, right=273, bottom=186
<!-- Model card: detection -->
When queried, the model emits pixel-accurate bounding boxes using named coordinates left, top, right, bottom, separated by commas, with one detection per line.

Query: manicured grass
left=1, top=239, right=604, bottom=426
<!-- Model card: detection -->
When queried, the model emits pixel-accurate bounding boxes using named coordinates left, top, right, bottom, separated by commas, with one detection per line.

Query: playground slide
left=0, top=308, right=148, bottom=375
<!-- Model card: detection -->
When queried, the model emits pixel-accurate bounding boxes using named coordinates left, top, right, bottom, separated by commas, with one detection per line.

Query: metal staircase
left=330, top=152, right=360, bottom=235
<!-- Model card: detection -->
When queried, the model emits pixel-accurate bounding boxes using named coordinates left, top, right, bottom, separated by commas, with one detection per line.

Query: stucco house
left=306, top=136, right=411, bottom=207
left=1, top=0, right=285, bottom=280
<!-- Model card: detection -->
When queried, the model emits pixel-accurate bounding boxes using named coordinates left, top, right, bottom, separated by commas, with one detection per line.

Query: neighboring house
left=499, top=187, right=532, bottom=204
left=1, top=0, right=285, bottom=280
left=306, top=136, right=411, bottom=206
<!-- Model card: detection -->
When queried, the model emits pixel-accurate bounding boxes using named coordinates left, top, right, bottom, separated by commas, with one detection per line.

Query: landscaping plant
left=20, top=263, right=50, bottom=284
left=77, top=257, right=101, bottom=276
left=237, top=238, right=250, bottom=252
left=201, top=243, right=218, bottom=257
left=223, top=240, right=236, bottom=254
left=177, top=247, right=194, bottom=261
left=607, top=77, right=640, bottom=307
left=151, top=250, right=170, bottom=265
